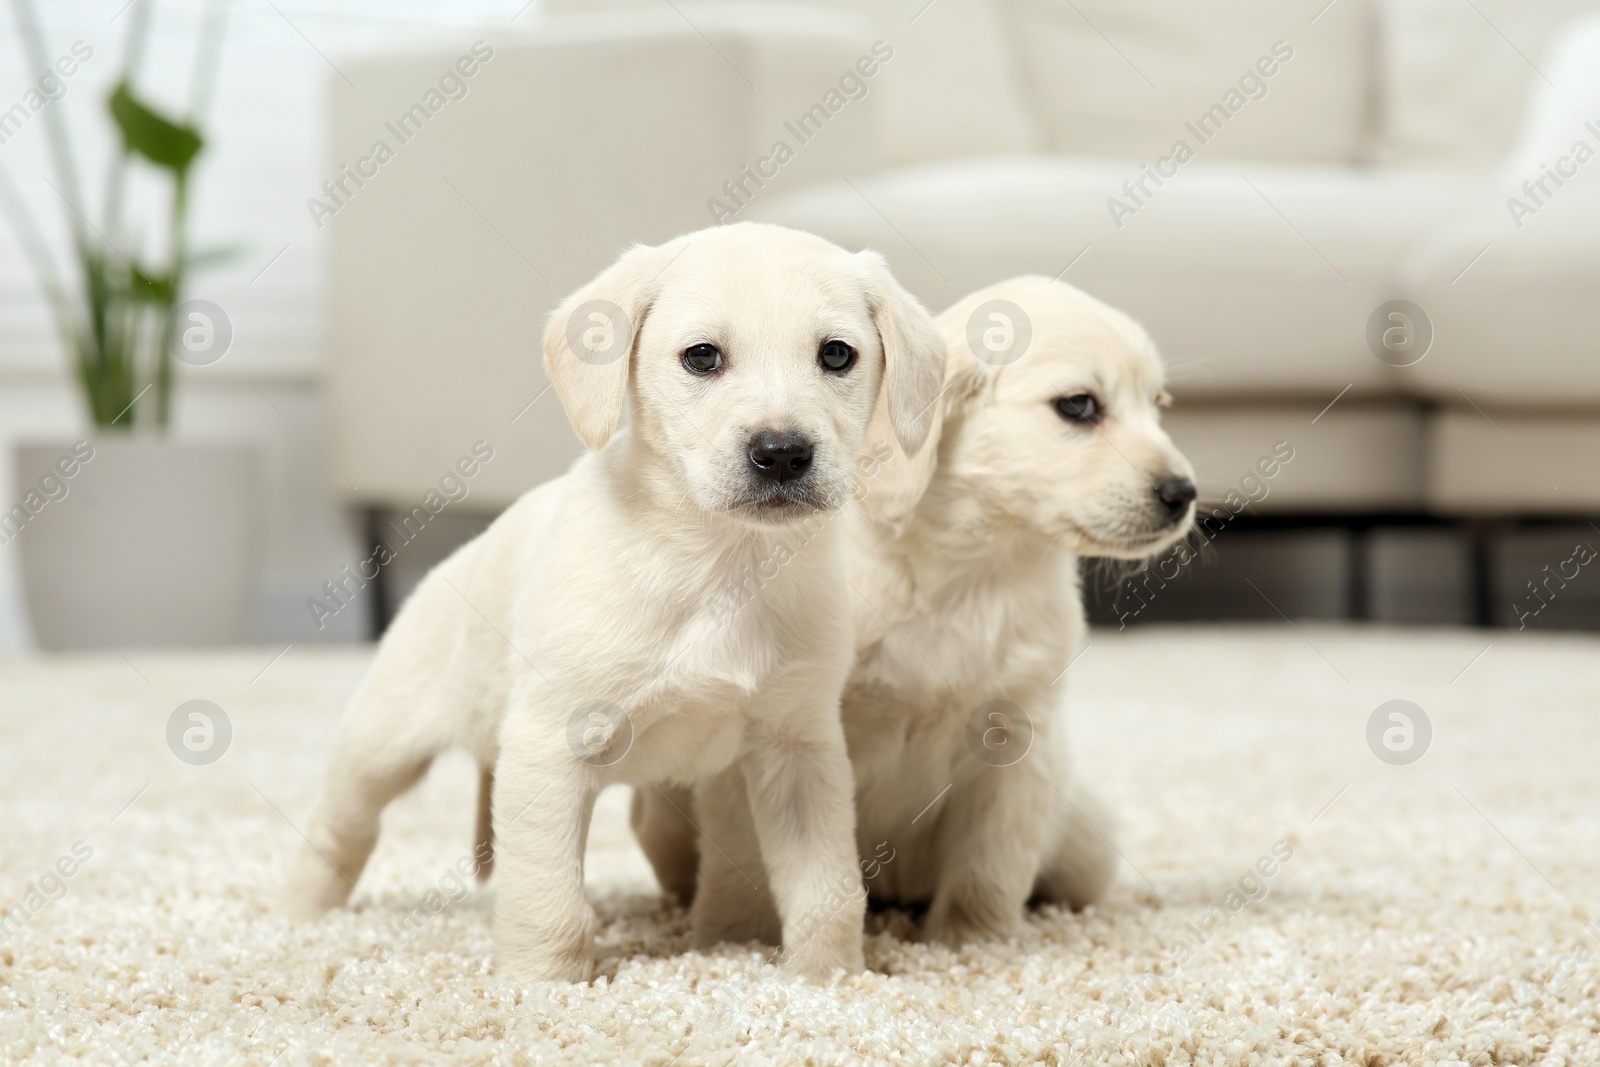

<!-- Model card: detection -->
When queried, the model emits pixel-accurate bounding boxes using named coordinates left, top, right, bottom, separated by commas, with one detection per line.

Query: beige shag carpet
left=2, top=626, right=1599, bottom=1066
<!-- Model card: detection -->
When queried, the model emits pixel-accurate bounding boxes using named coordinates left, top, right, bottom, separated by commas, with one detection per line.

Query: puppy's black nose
left=748, top=432, right=814, bottom=483
left=1157, top=476, right=1196, bottom=519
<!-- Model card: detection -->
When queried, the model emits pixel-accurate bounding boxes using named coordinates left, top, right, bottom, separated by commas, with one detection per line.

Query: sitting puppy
left=280, top=222, right=947, bottom=982
left=634, top=276, right=1196, bottom=947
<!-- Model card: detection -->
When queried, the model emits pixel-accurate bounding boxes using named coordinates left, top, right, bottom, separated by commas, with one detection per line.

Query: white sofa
left=325, top=0, right=1600, bottom=523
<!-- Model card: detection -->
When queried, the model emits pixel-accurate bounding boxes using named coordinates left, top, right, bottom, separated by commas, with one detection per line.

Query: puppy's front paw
left=275, top=892, right=332, bottom=922
left=278, top=847, right=355, bottom=920
left=495, top=946, right=597, bottom=985
left=492, top=940, right=601, bottom=985
left=780, top=938, right=866, bottom=983
left=494, top=901, right=599, bottom=985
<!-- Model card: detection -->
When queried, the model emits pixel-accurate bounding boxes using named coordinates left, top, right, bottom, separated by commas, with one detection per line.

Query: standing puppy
left=281, top=223, right=947, bottom=982
left=637, top=276, right=1196, bottom=947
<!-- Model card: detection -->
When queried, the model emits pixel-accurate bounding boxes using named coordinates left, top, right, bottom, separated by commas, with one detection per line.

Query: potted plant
left=0, top=0, right=258, bottom=650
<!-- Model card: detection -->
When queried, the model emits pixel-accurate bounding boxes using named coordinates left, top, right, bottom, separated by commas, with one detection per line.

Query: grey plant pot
left=11, top=437, right=260, bottom=650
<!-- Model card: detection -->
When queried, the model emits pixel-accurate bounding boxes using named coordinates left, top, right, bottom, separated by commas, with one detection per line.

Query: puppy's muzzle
left=747, top=431, right=814, bottom=484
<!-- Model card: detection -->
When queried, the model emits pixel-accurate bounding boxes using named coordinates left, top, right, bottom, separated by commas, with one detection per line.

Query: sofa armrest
left=325, top=6, right=882, bottom=507
left=1499, top=11, right=1600, bottom=181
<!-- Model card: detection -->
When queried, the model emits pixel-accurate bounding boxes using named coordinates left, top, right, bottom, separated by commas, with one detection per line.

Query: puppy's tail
left=474, top=765, right=495, bottom=882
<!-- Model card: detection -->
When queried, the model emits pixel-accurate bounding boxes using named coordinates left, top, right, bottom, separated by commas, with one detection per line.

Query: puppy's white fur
left=280, top=222, right=947, bottom=982
left=635, top=276, right=1195, bottom=945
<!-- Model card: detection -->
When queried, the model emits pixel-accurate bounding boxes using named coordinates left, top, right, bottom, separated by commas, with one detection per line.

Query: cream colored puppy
left=635, top=276, right=1195, bottom=947
left=280, top=222, right=947, bottom=983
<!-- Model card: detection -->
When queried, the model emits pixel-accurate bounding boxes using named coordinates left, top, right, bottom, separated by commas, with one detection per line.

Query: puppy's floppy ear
left=852, top=386, right=945, bottom=533
left=542, top=243, right=665, bottom=451
left=861, top=251, right=947, bottom=457
left=852, top=312, right=990, bottom=533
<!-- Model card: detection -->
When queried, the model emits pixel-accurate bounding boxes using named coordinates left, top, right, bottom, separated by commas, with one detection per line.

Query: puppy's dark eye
left=1054, top=394, right=1100, bottom=423
left=683, top=343, right=724, bottom=375
left=819, top=340, right=855, bottom=373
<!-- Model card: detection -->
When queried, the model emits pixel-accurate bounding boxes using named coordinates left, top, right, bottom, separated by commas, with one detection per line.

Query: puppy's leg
left=738, top=710, right=866, bottom=980
left=924, top=759, right=1051, bottom=947
left=281, top=680, right=444, bottom=918
left=491, top=708, right=600, bottom=984
left=1033, top=777, right=1120, bottom=910
left=629, top=785, right=701, bottom=905
left=688, top=771, right=780, bottom=947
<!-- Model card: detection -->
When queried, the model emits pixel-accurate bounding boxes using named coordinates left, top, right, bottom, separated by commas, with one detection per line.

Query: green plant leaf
left=108, top=83, right=203, bottom=173
left=129, top=263, right=175, bottom=303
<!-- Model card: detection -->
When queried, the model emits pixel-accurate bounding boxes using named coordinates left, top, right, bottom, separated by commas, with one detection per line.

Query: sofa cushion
left=997, top=0, right=1376, bottom=165
left=747, top=155, right=1486, bottom=399
left=1429, top=409, right=1600, bottom=513
left=1398, top=196, right=1600, bottom=406
left=1379, top=0, right=1599, bottom=168
left=1164, top=401, right=1426, bottom=512
left=539, top=0, right=1041, bottom=164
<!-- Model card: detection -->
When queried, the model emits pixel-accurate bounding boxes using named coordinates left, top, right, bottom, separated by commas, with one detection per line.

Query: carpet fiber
left=2, top=626, right=1598, bottom=1065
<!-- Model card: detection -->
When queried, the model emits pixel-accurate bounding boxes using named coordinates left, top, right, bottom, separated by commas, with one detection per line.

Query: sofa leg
left=1346, top=526, right=1370, bottom=621
left=362, top=506, right=391, bottom=640
left=1465, top=520, right=1496, bottom=628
